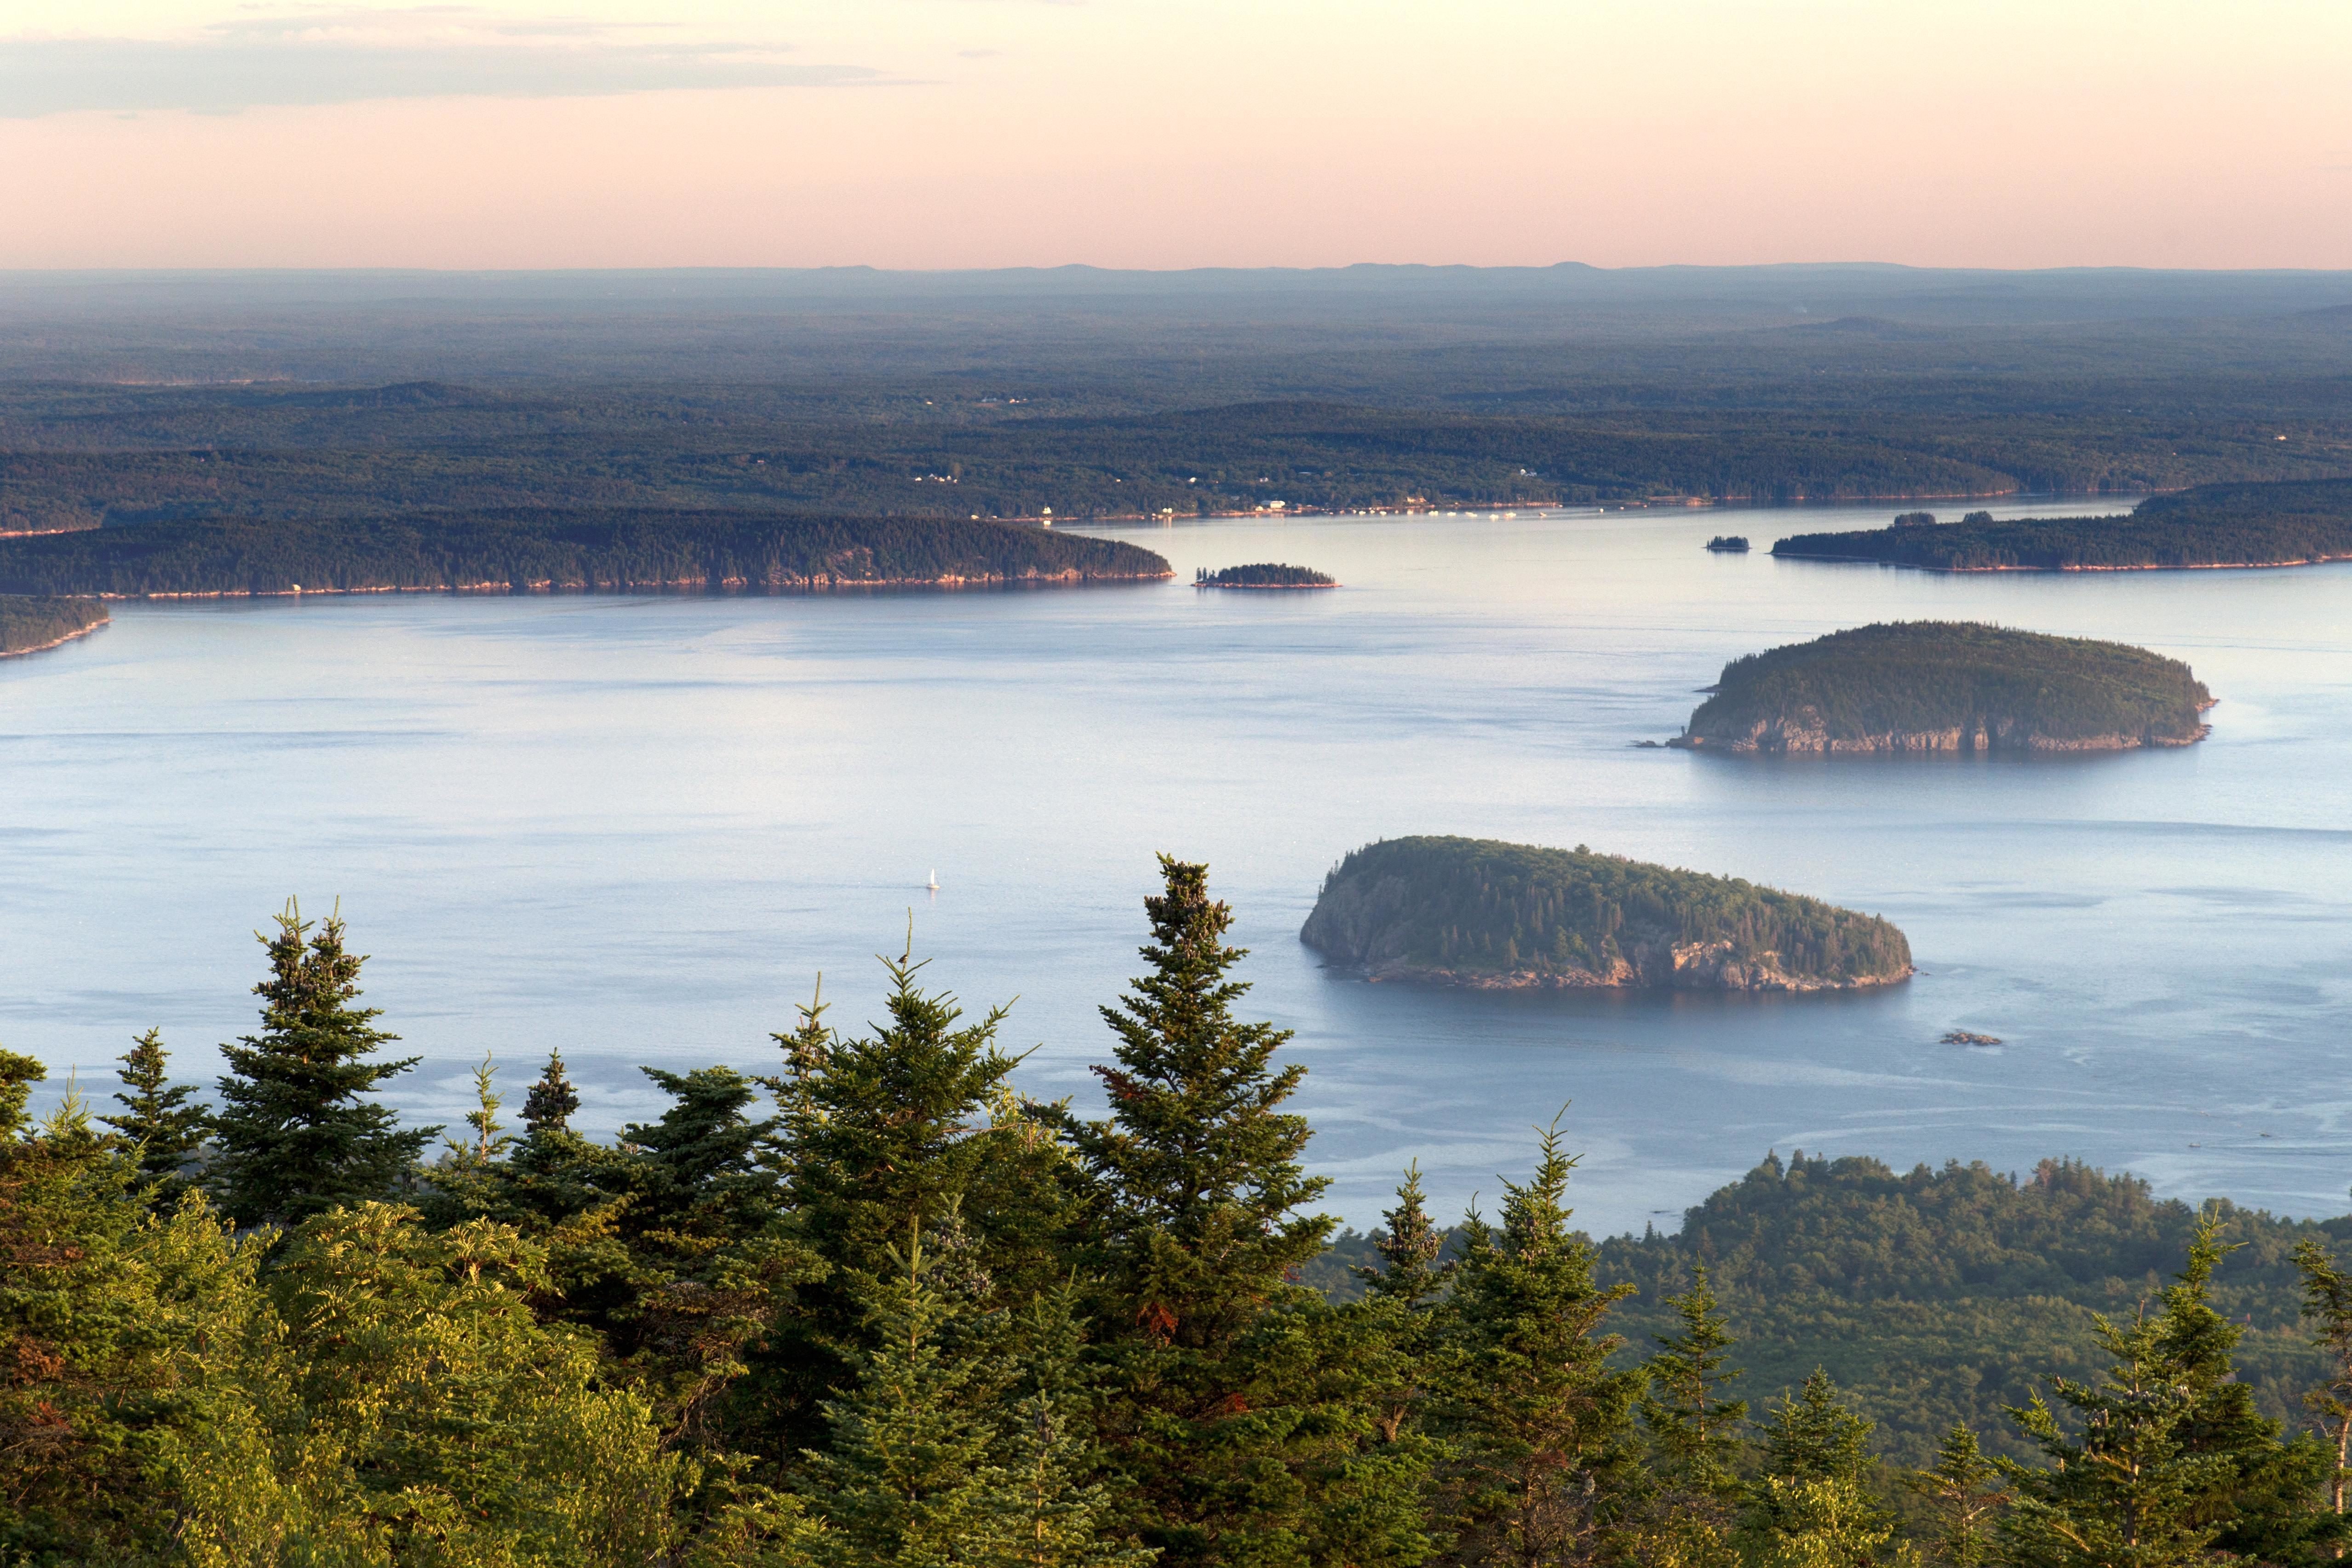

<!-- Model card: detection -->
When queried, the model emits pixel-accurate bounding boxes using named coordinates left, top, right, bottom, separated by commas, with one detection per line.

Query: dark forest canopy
left=1299, top=834, right=1912, bottom=990
left=1677, top=622, right=2213, bottom=752
left=0, top=592, right=105, bottom=655
left=1771, top=477, right=2352, bottom=571
left=0, top=509, right=1172, bottom=598
left=1196, top=562, right=1336, bottom=587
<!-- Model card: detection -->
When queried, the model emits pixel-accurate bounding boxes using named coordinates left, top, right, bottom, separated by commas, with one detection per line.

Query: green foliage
left=0, top=510, right=1171, bottom=597
left=1427, top=1122, right=1641, bottom=1567
left=207, top=902, right=438, bottom=1229
left=1194, top=564, right=1335, bottom=587
left=1773, top=478, right=2352, bottom=571
left=96, top=1028, right=212, bottom=1203
left=1683, top=622, right=2213, bottom=748
left=1596, top=1153, right=2352, bottom=1467
left=1904, top=1427, right=2007, bottom=1568
left=0, top=593, right=105, bottom=655
left=1301, top=835, right=1912, bottom=987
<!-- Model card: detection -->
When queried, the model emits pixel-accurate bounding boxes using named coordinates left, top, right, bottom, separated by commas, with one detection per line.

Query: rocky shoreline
left=0, top=617, right=107, bottom=659
left=1670, top=712, right=2215, bottom=753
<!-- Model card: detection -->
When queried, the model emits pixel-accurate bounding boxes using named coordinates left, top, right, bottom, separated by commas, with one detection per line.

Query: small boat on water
left=927, top=869, right=940, bottom=891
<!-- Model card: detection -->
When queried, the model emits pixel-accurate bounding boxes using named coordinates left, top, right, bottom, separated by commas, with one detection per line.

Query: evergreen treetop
left=97, top=1028, right=213, bottom=1200
left=1078, top=855, right=1331, bottom=1352
left=207, top=902, right=437, bottom=1228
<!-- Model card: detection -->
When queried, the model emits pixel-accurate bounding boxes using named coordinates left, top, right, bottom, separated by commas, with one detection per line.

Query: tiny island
left=0, top=512, right=1173, bottom=598
left=0, top=595, right=108, bottom=658
left=1195, top=563, right=1337, bottom=588
left=1704, top=535, right=1750, bottom=552
left=1772, top=478, right=2352, bottom=571
left=1300, top=834, right=1913, bottom=992
left=1670, top=622, right=2213, bottom=753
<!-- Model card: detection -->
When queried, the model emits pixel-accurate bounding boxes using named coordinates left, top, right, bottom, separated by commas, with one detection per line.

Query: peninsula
left=1195, top=563, right=1337, bottom=588
left=1670, top=622, right=2212, bottom=752
left=1300, top=835, right=1912, bottom=991
left=0, top=595, right=108, bottom=657
left=1771, top=477, right=2352, bottom=571
left=0, top=511, right=1173, bottom=599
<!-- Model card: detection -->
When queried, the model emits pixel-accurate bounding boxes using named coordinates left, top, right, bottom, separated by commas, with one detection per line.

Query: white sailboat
left=926, top=869, right=940, bottom=892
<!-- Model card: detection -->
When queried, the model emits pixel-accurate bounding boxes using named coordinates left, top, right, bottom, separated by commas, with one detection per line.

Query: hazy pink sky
left=4, top=0, right=2348, bottom=270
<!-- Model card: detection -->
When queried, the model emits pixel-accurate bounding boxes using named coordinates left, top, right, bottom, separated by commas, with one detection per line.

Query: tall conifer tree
left=97, top=1027, right=212, bottom=1202
left=207, top=903, right=435, bottom=1227
left=1430, top=1123, right=1641, bottom=1568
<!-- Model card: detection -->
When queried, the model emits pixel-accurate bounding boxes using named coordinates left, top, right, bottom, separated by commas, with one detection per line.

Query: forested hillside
left=1772, top=478, right=2352, bottom=570
left=1300, top=835, right=1912, bottom=988
left=1679, top=622, right=2213, bottom=751
left=0, top=510, right=1171, bottom=597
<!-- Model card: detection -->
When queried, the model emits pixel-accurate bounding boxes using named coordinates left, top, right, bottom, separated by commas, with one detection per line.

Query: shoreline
left=1772, top=549, right=2352, bottom=573
left=0, top=618, right=108, bottom=659
left=68, top=570, right=1176, bottom=601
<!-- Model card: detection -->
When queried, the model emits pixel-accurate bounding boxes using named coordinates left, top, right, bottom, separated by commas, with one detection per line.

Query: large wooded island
left=0, top=511, right=1172, bottom=598
left=1671, top=622, right=2212, bottom=752
left=1300, top=835, right=1912, bottom=991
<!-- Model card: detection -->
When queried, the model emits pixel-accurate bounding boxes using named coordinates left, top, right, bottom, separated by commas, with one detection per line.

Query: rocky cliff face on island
left=1670, top=621, right=2213, bottom=754
left=1300, top=835, right=1913, bottom=993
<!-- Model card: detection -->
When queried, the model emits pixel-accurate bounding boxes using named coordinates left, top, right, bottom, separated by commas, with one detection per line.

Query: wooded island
left=1771, top=477, right=2352, bottom=571
left=1300, top=834, right=1912, bottom=991
left=1673, top=622, right=2213, bottom=752
left=0, top=511, right=1172, bottom=598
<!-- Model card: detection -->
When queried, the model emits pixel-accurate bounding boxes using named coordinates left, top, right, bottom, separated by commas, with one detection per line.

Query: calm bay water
left=6, top=498, right=2351, bottom=1235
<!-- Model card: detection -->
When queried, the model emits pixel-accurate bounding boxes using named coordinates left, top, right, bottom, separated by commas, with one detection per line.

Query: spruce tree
left=1905, top=1426, right=2006, bottom=1568
left=207, top=903, right=436, bottom=1227
left=799, top=1222, right=1011, bottom=1568
left=1073, top=857, right=1341, bottom=1561
left=521, top=1045, right=581, bottom=1133
left=97, top=1027, right=212, bottom=1201
left=1431, top=1122, right=1641, bottom=1568
left=2293, top=1237, right=2352, bottom=1517
left=1077, top=855, right=1331, bottom=1346
left=1744, top=1371, right=1901, bottom=1568
left=1624, top=1266, right=1748, bottom=1568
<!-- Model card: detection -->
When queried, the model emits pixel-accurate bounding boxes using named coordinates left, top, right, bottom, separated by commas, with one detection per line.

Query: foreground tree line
left=10, top=861, right=2352, bottom=1567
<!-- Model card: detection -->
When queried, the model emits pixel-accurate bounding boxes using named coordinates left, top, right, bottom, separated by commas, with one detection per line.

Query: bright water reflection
left=5, top=497, right=2350, bottom=1235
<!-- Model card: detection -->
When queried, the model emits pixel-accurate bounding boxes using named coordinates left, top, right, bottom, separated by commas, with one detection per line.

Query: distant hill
left=1299, top=834, right=1910, bottom=991
left=0, top=594, right=106, bottom=656
left=1771, top=477, right=2352, bottom=570
left=0, top=511, right=1173, bottom=598
left=1675, top=622, right=2213, bottom=752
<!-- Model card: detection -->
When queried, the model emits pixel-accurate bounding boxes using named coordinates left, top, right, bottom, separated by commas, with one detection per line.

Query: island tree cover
left=1299, top=835, right=1913, bottom=989
left=1195, top=563, right=1337, bottom=586
left=1678, top=622, right=2213, bottom=751
left=0, top=510, right=1172, bottom=598
left=12, top=862, right=2352, bottom=1567
left=1771, top=478, right=2352, bottom=571
left=0, top=593, right=105, bottom=654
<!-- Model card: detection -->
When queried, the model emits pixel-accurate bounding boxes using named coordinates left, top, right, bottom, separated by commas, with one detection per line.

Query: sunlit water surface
left=7, top=499, right=2351, bottom=1235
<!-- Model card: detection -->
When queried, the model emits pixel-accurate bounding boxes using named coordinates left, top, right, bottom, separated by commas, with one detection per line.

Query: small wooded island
left=1671, top=622, right=2213, bottom=752
left=1772, top=477, right=2352, bottom=571
left=1195, top=563, right=1337, bottom=588
left=1300, top=835, right=1912, bottom=991
left=0, top=511, right=1172, bottom=598
left=0, top=595, right=108, bottom=657
left=1704, top=535, right=1750, bottom=552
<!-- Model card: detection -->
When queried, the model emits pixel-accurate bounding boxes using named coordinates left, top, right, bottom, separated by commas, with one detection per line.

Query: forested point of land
left=0, top=509, right=1172, bottom=598
left=1196, top=563, right=1337, bottom=587
left=0, top=592, right=106, bottom=655
left=16, top=861, right=2352, bottom=1568
left=1308, top=1151, right=2352, bottom=1468
left=1771, top=477, right=2352, bottom=571
left=1299, top=834, right=1911, bottom=989
left=1679, top=622, right=2213, bottom=752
